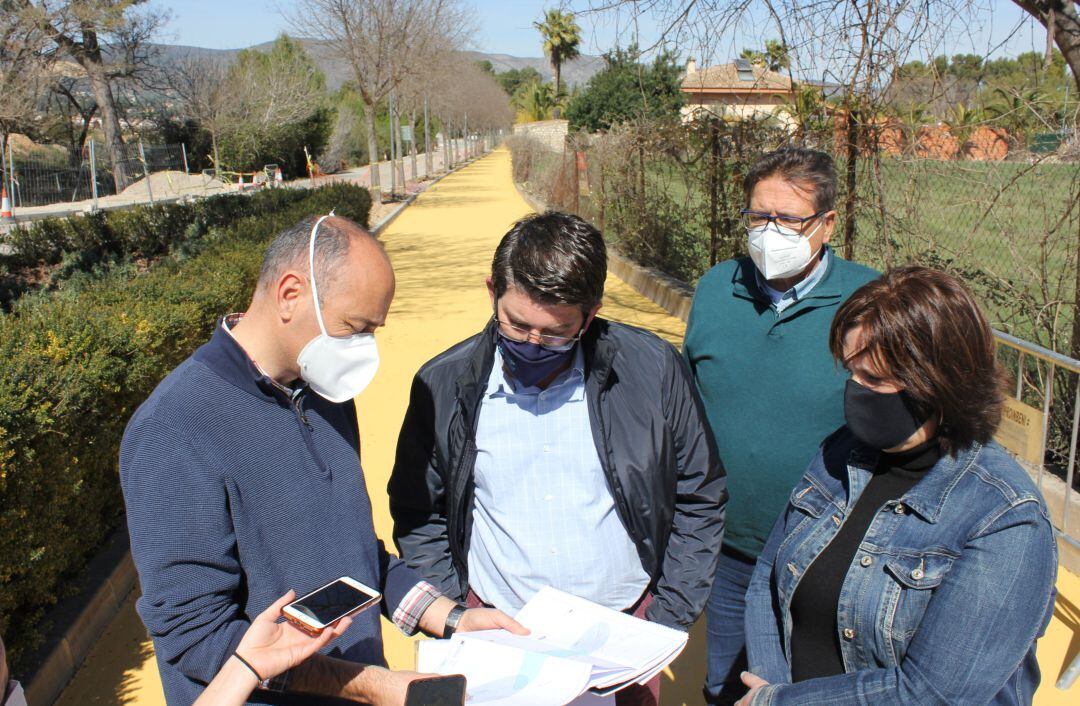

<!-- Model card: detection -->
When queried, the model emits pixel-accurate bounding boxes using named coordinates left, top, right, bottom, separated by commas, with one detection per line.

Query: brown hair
left=829, top=266, right=1006, bottom=452
left=743, top=147, right=837, bottom=213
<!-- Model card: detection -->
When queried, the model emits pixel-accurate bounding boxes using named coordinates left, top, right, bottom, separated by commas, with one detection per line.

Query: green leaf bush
left=0, top=183, right=371, bottom=671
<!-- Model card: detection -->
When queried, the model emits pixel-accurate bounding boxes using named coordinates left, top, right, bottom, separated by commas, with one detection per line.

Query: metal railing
left=993, top=329, right=1080, bottom=690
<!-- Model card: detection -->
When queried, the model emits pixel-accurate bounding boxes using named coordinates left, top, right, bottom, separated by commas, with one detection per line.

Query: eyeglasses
left=741, top=209, right=827, bottom=230
left=493, top=315, right=584, bottom=350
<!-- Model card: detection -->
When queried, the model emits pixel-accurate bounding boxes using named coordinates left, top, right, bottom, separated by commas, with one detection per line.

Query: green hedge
left=0, top=183, right=372, bottom=671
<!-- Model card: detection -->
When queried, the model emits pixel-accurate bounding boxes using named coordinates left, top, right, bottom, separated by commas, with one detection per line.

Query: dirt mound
left=117, top=171, right=231, bottom=199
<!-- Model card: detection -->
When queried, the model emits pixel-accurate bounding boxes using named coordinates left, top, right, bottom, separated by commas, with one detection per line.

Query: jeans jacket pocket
left=880, top=552, right=957, bottom=663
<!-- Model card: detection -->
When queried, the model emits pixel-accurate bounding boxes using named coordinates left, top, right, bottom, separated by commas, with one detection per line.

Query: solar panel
left=734, top=58, right=753, bottom=71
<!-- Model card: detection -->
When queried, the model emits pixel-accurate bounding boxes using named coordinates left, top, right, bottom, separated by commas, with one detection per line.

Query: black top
left=789, top=438, right=942, bottom=682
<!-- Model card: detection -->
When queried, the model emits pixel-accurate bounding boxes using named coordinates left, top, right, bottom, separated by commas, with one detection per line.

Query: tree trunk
left=212, top=132, right=221, bottom=179
left=362, top=101, right=381, bottom=198
left=424, top=97, right=432, bottom=176
left=553, top=61, right=562, bottom=119
left=1013, top=1, right=1080, bottom=95
left=843, top=109, right=859, bottom=261
left=410, top=111, right=418, bottom=182
left=82, top=61, right=127, bottom=193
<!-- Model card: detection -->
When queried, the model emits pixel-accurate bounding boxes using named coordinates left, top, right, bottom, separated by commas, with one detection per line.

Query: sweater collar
left=732, top=245, right=843, bottom=306
left=194, top=317, right=303, bottom=402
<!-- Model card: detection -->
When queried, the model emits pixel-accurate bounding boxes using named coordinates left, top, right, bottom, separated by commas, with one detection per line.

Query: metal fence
left=4, top=140, right=188, bottom=208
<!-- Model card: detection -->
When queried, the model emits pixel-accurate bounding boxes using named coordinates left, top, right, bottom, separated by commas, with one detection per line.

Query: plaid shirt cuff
left=393, top=581, right=443, bottom=636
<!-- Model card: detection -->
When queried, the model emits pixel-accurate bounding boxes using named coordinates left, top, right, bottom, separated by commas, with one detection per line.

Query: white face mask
left=4, top=681, right=26, bottom=706
left=747, top=220, right=822, bottom=281
left=296, top=214, right=381, bottom=403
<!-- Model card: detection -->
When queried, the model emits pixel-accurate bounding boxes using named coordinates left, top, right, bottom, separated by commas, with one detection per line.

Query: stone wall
left=513, top=120, right=570, bottom=152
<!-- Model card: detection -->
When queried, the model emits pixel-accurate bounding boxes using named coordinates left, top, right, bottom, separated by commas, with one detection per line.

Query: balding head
left=235, top=214, right=395, bottom=385
left=258, top=215, right=389, bottom=304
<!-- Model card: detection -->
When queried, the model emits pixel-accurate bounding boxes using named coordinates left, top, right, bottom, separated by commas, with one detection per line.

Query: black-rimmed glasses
left=740, top=209, right=827, bottom=230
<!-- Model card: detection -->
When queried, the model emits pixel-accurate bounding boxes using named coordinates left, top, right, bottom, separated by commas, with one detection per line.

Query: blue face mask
left=497, top=334, right=576, bottom=388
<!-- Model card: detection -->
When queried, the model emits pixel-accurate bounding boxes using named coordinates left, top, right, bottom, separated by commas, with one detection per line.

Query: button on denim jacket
left=745, top=428, right=1057, bottom=705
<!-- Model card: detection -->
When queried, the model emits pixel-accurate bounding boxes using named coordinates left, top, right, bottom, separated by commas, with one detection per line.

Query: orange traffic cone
left=237, top=173, right=244, bottom=191
left=1, top=186, right=13, bottom=223
left=274, top=166, right=283, bottom=185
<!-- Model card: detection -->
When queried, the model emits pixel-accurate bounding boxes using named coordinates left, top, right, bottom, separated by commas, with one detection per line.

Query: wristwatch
left=443, top=604, right=467, bottom=638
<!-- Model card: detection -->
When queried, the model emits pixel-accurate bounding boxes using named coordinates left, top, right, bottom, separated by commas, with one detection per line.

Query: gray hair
left=258, top=216, right=367, bottom=303
left=743, top=147, right=838, bottom=213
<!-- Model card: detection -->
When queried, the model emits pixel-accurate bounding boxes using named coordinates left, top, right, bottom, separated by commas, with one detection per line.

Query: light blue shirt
left=467, top=345, right=651, bottom=613
left=756, top=248, right=831, bottom=314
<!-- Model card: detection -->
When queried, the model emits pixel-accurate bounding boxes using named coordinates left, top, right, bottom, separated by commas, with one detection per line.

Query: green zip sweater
left=683, top=248, right=878, bottom=559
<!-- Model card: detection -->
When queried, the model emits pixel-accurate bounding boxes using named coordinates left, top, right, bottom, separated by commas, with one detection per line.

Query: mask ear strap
left=308, top=214, right=334, bottom=336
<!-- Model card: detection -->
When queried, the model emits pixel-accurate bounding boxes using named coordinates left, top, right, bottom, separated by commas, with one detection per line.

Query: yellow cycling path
left=56, top=148, right=1078, bottom=705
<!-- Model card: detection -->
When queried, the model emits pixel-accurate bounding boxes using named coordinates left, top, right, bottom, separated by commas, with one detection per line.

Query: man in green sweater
left=682, top=148, right=878, bottom=705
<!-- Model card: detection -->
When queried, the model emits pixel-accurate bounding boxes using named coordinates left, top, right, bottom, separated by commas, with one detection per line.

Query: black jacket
left=388, top=318, right=727, bottom=630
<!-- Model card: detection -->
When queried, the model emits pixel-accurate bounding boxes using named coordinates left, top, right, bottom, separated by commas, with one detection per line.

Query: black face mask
left=844, top=379, right=932, bottom=450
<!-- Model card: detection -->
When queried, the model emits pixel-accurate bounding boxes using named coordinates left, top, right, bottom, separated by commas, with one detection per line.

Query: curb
left=513, top=182, right=695, bottom=323
left=371, top=153, right=488, bottom=237
left=23, top=526, right=138, bottom=706
left=18, top=149, right=495, bottom=706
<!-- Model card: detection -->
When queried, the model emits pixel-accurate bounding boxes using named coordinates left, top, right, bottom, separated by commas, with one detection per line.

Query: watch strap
left=443, top=604, right=467, bottom=638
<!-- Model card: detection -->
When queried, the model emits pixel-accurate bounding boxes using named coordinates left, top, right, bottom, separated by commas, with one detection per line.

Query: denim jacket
left=745, top=427, right=1057, bottom=705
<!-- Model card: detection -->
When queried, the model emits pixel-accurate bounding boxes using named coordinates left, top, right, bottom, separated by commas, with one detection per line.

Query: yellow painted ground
left=56, top=149, right=1079, bottom=704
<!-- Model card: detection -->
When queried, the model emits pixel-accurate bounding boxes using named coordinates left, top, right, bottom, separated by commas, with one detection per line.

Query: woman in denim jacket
left=739, top=267, right=1057, bottom=705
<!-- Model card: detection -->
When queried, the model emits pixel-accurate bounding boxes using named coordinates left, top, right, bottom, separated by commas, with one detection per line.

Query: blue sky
left=150, top=0, right=1048, bottom=64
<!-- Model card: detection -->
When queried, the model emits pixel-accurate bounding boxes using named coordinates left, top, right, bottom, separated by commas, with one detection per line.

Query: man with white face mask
left=120, top=215, right=522, bottom=706
left=681, top=149, right=878, bottom=705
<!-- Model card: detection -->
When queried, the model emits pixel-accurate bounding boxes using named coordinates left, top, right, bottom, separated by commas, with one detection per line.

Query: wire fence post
left=181, top=143, right=190, bottom=175
left=89, top=139, right=99, bottom=212
left=8, top=140, right=16, bottom=208
left=138, top=140, right=154, bottom=204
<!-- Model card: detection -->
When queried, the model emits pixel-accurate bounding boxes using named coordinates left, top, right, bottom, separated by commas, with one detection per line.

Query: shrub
left=0, top=183, right=371, bottom=671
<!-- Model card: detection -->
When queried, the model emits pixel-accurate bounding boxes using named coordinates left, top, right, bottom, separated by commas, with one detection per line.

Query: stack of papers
left=417, top=587, right=689, bottom=705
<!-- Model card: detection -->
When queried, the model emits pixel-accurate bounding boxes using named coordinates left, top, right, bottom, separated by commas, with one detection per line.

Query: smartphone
left=282, top=576, right=381, bottom=635
left=405, top=675, right=467, bottom=706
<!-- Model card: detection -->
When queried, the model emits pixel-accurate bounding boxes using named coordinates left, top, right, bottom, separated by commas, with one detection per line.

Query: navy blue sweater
left=120, top=324, right=422, bottom=706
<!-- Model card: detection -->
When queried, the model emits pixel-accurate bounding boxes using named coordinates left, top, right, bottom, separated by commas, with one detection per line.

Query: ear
left=820, top=210, right=837, bottom=245
left=276, top=271, right=307, bottom=323
left=486, top=277, right=496, bottom=309
left=582, top=302, right=602, bottom=331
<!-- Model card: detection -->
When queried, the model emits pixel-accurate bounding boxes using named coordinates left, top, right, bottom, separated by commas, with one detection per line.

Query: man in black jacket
left=389, top=212, right=726, bottom=705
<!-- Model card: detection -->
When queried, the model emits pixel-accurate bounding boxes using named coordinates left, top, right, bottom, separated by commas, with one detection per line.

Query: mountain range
left=151, top=41, right=606, bottom=91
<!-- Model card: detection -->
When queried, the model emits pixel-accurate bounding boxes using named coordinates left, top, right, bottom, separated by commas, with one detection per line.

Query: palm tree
left=985, top=87, right=1044, bottom=141
left=534, top=9, right=581, bottom=119
left=944, top=102, right=984, bottom=157
left=514, top=82, right=558, bottom=122
left=764, top=40, right=790, bottom=72
left=741, top=41, right=789, bottom=72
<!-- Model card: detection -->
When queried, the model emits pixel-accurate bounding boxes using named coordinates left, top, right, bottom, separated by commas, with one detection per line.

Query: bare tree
left=0, top=3, right=47, bottom=145
left=17, top=0, right=165, bottom=190
left=167, top=55, right=232, bottom=174
left=167, top=37, right=327, bottom=174
left=288, top=0, right=476, bottom=197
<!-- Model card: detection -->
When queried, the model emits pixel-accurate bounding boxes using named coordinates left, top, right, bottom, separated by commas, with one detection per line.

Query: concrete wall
left=513, top=120, right=570, bottom=152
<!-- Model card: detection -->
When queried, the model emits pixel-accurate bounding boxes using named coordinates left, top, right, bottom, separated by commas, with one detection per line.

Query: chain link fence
left=509, top=119, right=1080, bottom=350
left=4, top=141, right=189, bottom=208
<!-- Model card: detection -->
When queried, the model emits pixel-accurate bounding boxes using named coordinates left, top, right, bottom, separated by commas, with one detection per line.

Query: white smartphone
left=282, top=576, right=381, bottom=635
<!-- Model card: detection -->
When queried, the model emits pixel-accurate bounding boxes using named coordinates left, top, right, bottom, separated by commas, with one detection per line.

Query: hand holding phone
left=282, top=577, right=381, bottom=635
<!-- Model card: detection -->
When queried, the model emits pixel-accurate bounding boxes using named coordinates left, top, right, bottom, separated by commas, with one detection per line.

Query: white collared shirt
left=467, top=346, right=650, bottom=612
